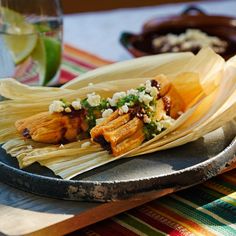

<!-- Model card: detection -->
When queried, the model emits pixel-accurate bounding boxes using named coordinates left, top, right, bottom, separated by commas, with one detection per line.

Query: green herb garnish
left=137, top=86, right=145, bottom=92
left=99, top=99, right=109, bottom=110
left=143, top=121, right=164, bottom=140
left=117, top=94, right=139, bottom=108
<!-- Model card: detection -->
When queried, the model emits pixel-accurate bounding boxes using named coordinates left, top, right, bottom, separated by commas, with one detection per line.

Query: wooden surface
left=0, top=161, right=235, bottom=236
left=0, top=181, right=174, bottom=236
left=1, top=2, right=235, bottom=233
left=61, top=0, right=209, bottom=13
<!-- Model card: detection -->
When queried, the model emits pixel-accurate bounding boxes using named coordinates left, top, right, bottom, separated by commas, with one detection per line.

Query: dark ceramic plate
left=0, top=121, right=235, bottom=202
left=120, top=6, right=236, bottom=59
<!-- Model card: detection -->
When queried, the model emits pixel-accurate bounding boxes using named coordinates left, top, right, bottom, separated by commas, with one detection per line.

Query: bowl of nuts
left=120, top=6, right=236, bottom=59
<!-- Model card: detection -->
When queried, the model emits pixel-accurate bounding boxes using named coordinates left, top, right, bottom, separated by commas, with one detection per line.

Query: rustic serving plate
left=0, top=120, right=235, bottom=202
left=120, top=6, right=236, bottom=59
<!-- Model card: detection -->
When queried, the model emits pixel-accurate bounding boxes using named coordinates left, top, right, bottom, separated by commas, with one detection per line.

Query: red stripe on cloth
left=64, top=44, right=113, bottom=66
left=20, top=75, right=38, bottom=85
left=59, top=69, right=78, bottom=84
left=130, top=207, right=182, bottom=236
left=149, top=202, right=215, bottom=236
left=81, top=219, right=139, bottom=236
left=219, top=171, right=236, bottom=185
left=63, top=54, right=97, bottom=70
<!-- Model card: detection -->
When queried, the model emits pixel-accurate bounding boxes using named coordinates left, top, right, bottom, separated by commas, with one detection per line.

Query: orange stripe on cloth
left=129, top=207, right=182, bottom=236
left=63, top=44, right=113, bottom=67
left=148, top=203, right=215, bottom=236
left=219, top=173, right=236, bottom=185
left=203, top=180, right=236, bottom=197
left=81, top=218, right=139, bottom=236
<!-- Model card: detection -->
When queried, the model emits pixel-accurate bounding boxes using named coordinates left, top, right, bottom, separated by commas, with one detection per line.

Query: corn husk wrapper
left=0, top=52, right=193, bottom=142
left=1, top=48, right=235, bottom=180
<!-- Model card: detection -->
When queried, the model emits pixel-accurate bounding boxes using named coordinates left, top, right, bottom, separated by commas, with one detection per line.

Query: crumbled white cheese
left=102, top=108, right=113, bottom=118
left=149, top=105, right=155, bottom=112
left=155, top=121, right=164, bottom=132
left=49, top=100, right=65, bottom=113
left=118, top=104, right=129, bottom=115
left=108, top=91, right=126, bottom=106
left=88, top=82, right=94, bottom=86
left=150, top=87, right=158, bottom=98
left=127, top=89, right=139, bottom=96
left=81, top=141, right=91, bottom=148
left=87, top=92, right=101, bottom=107
left=27, top=145, right=33, bottom=150
left=139, top=92, right=153, bottom=105
left=160, top=114, right=175, bottom=129
left=59, top=144, right=64, bottom=148
left=107, top=98, right=114, bottom=107
left=96, top=118, right=105, bottom=125
left=65, top=107, right=72, bottom=113
left=153, top=29, right=227, bottom=53
left=143, top=115, right=151, bottom=124
left=153, top=115, right=174, bottom=132
left=71, top=99, right=82, bottom=110
left=145, top=80, right=152, bottom=93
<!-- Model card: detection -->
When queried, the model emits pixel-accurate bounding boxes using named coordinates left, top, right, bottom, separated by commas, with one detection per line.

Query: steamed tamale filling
left=92, top=115, right=144, bottom=155
left=103, top=117, right=143, bottom=146
left=22, top=128, right=31, bottom=139
left=112, top=129, right=145, bottom=156
left=15, top=76, right=182, bottom=156
left=93, top=135, right=112, bottom=152
left=162, top=96, right=171, bottom=116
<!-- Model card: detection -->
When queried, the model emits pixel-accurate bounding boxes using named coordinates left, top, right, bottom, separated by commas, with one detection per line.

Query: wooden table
left=0, top=161, right=235, bottom=236
left=1, top=1, right=236, bottom=235
left=0, top=181, right=175, bottom=235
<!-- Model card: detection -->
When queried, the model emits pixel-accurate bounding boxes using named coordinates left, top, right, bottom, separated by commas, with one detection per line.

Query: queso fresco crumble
left=48, top=79, right=175, bottom=140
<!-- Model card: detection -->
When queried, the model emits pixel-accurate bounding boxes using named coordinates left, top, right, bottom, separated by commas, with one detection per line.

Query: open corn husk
left=1, top=48, right=236, bottom=180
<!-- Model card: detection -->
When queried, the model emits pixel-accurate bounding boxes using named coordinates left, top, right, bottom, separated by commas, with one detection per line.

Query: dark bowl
left=120, top=6, right=236, bottom=59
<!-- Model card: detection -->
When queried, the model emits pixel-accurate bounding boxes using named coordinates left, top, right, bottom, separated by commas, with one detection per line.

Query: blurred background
left=61, top=0, right=234, bottom=62
left=61, top=0, right=215, bottom=13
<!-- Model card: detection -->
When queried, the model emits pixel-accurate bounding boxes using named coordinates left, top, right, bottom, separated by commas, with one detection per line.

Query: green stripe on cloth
left=177, top=186, right=236, bottom=222
left=157, top=194, right=236, bottom=235
left=209, top=178, right=236, bottom=192
left=199, top=185, right=236, bottom=207
left=114, top=213, right=166, bottom=236
left=62, top=61, right=88, bottom=74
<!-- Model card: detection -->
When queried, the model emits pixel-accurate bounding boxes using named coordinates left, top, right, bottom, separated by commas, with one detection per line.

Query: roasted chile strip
left=60, top=127, right=69, bottom=144
left=130, top=106, right=144, bottom=119
left=151, top=79, right=161, bottom=91
left=93, top=135, right=112, bottom=152
left=22, top=128, right=31, bottom=139
left=62, top=107, right=84, bottom=118
left=162, top=96, right=171, bottom=116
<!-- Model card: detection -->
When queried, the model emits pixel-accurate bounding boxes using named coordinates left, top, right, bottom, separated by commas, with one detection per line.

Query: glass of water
left=0, top=0, right=63, bottom=85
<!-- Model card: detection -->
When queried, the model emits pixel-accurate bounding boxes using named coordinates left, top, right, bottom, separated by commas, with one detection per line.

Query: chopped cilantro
left=143, top=122, right=163, bottom=140
left=117, top=94, right=139, bottom=108
left=80, top=98, right=90, bottom=108
left=99, top=99, right=109, bottom=110
left=59, top=98, right=70, bottom=107
left=137, top=86, right=145, bottom=92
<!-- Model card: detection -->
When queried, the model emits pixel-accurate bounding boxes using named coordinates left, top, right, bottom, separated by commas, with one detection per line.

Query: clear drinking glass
left=0, top=0, right=63, bottom=85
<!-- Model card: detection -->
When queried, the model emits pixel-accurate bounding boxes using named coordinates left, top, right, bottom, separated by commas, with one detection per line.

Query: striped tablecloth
left=61, top=44, right=236, bottom=236
left=75, top=171, right=236, bottom=236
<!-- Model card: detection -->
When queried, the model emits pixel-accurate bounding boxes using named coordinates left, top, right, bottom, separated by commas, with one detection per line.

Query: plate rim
left=0, top=136, right=235, bottom=185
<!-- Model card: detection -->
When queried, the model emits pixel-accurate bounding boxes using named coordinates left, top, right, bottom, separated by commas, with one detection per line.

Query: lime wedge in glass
left=32, top=37, right=61, bottom=86
left=43, top=37, right=61, bottom=85
left=0, top=6, right=61, bottom=85
left=0, top=7, right=38, bottom=64
left=4, top=34, right=38, bottom=65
